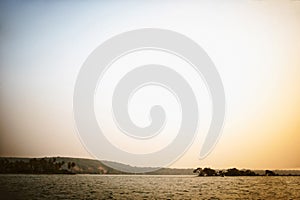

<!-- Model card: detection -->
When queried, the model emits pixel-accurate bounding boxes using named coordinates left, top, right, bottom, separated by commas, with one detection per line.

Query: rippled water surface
left=0, top=174, right=299, bottom=199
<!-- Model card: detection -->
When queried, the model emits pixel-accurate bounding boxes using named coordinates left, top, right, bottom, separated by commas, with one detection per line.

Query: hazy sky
left=0, top=0, right=300, bottom=169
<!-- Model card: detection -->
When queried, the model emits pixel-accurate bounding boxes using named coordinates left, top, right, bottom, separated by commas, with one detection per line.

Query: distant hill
left=0, top=157, right=194, bottom=175
left=0, top=157, right=125, bottom=174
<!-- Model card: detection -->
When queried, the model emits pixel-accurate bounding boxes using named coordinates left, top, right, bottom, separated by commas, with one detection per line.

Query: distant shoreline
left=0, top=173, right=299, bottom=176
left=1, top=157, right=300, bottom=176
left=192, top=167, right=300, bottom=177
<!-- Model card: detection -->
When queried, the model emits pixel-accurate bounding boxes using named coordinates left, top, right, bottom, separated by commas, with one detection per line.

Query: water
left=0, top=174, right=299, bottom=199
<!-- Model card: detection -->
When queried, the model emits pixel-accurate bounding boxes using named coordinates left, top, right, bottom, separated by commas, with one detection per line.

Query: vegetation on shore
left=0, top=157, right=194, bottom=175
left=193, top=167, right=294, bottom=176
left=0, top=157, right=299, bottom=175
left=193, top=167, right=258, bottom=176
left=0, top=157, right=76, bottom=174
left=0, top=157, right=124, bottom=174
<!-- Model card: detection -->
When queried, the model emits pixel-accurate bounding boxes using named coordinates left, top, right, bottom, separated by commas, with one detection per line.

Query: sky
left=0, top=0, right=300, bottom=170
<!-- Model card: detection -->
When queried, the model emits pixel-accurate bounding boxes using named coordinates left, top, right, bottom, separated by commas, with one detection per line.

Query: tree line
left=193, top=167, right=279, bottom=176
left=0, top=158, right=76, bottom=174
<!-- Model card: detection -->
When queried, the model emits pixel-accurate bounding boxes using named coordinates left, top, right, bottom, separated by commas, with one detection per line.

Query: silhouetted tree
left=225, top=168, right=241, bottom=176
left=203, top=168, right=216, bottom=176
left=193, top=167, right=202, bottom=174
left=0, top=158, right=74, bottom=174
left=194, top=167, right=217, bottom=176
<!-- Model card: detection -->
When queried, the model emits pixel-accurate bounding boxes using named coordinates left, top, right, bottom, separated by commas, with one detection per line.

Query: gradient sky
left=0, top=0, right=300, bottom=169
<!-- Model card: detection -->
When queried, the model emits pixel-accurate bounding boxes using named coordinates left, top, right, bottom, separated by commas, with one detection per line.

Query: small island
left=193, top=167, right=286, bottom=176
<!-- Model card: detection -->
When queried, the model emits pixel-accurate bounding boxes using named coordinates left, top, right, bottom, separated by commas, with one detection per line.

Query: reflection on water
left=0, top=174, right=299, bottom=199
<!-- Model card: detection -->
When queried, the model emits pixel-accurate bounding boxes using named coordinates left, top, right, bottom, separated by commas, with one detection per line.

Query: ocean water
left=0, top=174, right=299, bottom=199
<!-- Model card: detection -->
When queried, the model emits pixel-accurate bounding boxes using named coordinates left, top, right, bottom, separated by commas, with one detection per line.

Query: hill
left=0, top=157, right=194, bottom=175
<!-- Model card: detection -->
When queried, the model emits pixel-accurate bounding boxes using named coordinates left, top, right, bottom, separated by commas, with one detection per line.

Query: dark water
left=0, top=174, right=299, bottom=199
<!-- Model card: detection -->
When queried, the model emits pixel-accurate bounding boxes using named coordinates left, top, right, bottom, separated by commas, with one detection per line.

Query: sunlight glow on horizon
left=0, top=1, right=299, bottom=170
